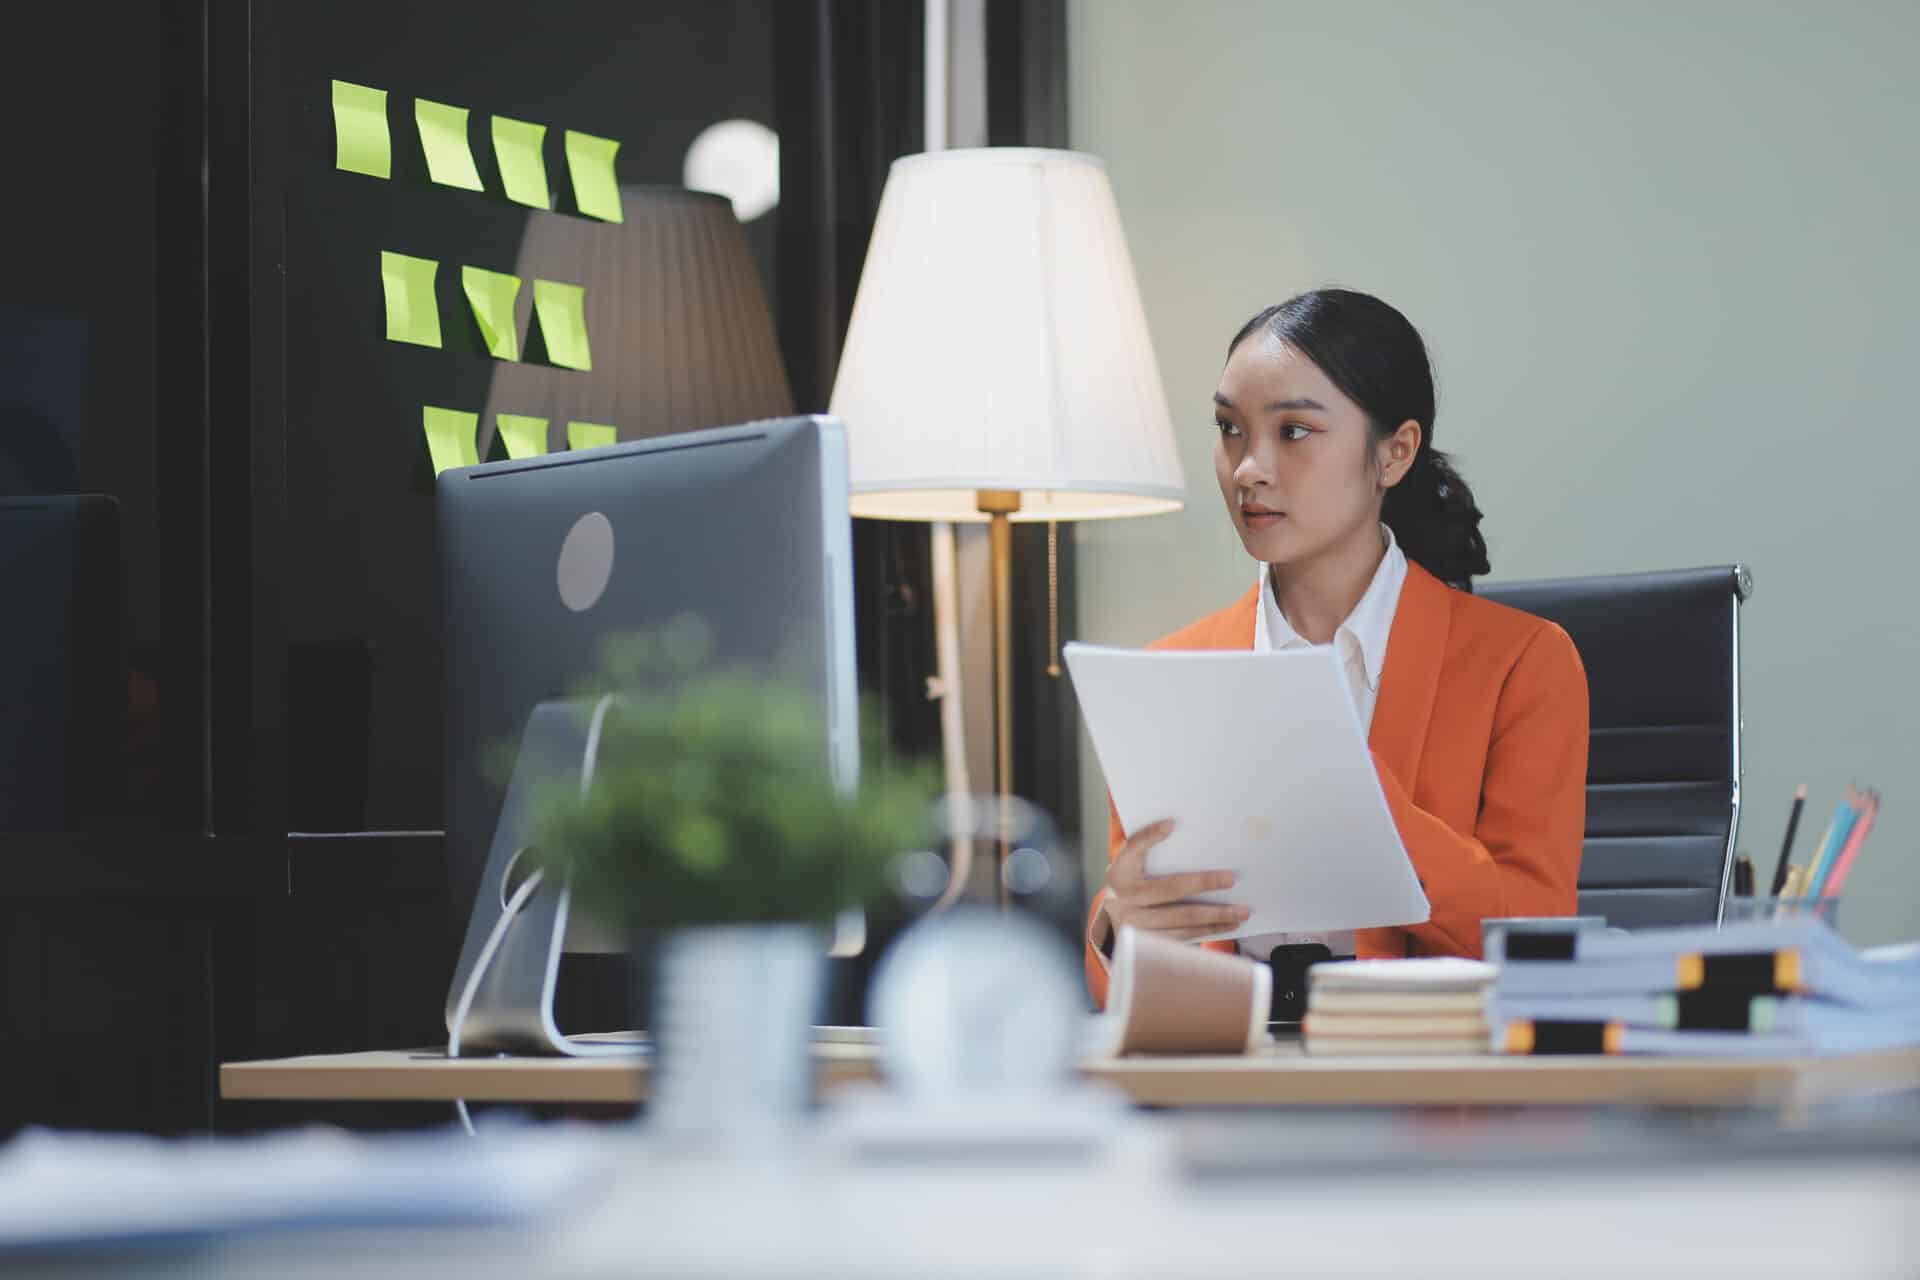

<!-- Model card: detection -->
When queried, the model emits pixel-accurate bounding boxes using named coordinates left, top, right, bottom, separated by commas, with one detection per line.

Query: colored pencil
left=1805, top=789, right=1863, bottom=899
left=1768, top=784, right=1807, bottom=896
left=1821, top=791, right=1880, bottom=898
left=1796, top=807, right=1840, bottom=897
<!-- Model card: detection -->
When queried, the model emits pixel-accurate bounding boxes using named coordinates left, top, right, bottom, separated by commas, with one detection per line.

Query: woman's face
left=1212, top=333, right=1406, bottom=570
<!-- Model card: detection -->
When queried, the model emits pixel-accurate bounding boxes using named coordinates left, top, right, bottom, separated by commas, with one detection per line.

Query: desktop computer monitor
left=437, top=416, right=857, bottom=1053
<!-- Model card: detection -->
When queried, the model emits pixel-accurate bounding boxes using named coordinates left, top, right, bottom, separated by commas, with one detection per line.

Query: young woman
left=1085, top=289, right=1588, bottom=1007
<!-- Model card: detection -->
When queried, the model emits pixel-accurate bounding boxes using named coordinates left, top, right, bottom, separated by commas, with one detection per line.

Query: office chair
left=1479, top=565, right=1752, bottom=929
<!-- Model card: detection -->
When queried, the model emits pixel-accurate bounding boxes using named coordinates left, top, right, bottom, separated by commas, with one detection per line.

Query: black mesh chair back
left=1478, top=566, right=1751, bottom=929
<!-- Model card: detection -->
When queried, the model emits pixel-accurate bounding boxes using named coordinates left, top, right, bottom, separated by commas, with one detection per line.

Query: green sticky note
left=461, top=266, right=522, bottom=360
left=495, top=414, right=550, bottom=459
left=415, top=98, right=484, bottom=190
left=381, top=251, right=442, bottom=348
left=564, top=130, right=622, bottom=221
left=423, top=406, right=480, bottom=476
left=533, top=279, right=592, bottom=370
left=332, top=80, right=390, bottom=178
left=567, top=421, right=617, bottom=451
left=492, top=115, right=550, bottom=209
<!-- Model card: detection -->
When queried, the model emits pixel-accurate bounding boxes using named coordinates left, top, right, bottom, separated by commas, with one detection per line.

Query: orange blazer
left=1085, top=560, right=1588, bottom=1008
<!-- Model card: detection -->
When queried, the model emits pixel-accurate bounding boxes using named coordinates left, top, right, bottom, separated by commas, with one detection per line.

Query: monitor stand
left=443, top=697, right=643, bottom=1057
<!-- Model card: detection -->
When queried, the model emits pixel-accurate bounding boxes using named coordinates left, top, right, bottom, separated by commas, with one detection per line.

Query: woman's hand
left=1104, top=819, right=1249, bottom=942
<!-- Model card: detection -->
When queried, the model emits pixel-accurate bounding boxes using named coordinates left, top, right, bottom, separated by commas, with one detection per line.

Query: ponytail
left=1230, top=288, right=1490, bottom=590
left=1382, top=445, right=1489, bottom=591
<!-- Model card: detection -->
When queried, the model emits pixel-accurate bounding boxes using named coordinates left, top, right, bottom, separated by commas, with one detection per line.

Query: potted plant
left=529, top=619, right=937, bottom=1142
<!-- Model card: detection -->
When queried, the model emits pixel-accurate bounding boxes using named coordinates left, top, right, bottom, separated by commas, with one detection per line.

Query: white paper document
left=1064, top=642, right=1430, bottom=941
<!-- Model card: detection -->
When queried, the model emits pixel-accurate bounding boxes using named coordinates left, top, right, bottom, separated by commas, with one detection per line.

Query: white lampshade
left=829, top=148, right=1184, bottom=523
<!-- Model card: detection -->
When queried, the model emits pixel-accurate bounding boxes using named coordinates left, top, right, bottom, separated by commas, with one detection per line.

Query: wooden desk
left=222, top=1039, right=1920, bottom=1110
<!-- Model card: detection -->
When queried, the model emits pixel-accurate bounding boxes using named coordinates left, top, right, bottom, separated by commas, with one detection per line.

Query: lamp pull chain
left=1046, top=520, right=1062, bottom=678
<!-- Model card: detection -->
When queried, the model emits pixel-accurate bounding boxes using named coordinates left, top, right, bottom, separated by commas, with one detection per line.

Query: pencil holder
left=1722, top=896, right=1840, bottom=927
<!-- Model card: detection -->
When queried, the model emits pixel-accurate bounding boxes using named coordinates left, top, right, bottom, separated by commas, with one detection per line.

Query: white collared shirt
left=1239, top=525, right=1408, bottom=961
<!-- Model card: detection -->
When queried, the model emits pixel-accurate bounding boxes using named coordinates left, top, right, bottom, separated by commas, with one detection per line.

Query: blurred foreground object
left=836, top=798, right=1130, bottom=1157
left=530, top=623, right=939, bottom=1146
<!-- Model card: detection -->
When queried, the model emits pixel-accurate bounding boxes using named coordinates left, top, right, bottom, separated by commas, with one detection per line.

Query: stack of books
left=1302, top=957, right=1498, bottom=1055
left=1490, top=918, right=1920, bottom=1056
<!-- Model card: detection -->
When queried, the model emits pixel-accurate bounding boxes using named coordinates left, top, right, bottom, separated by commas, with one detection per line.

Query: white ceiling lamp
left=682, top=119, right=780, bottom=223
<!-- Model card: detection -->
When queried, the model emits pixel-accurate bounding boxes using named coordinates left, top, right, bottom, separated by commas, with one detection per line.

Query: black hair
left=1229, top=289, right=1490, bottom=590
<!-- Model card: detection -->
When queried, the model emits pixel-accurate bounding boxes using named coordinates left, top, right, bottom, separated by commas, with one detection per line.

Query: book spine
left=1677, top=951, right=1802, bottom=995
left=1499, top=1019, right=1623, bottom=1055
left=1501, top=933, right=1580, bottom=962
left=1672, top=990, right=1758, bottom=1031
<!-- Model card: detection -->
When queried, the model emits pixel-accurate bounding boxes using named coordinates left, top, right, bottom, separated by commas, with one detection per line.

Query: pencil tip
left=1794, top=784, right=1807, bottom=799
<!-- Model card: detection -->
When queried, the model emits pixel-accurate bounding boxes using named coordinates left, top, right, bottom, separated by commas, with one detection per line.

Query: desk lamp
left=828, top=149, right=1184, bottom=889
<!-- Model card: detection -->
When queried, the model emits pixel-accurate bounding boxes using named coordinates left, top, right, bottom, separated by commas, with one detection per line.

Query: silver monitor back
left=437, top=416, right=856, bottom=1053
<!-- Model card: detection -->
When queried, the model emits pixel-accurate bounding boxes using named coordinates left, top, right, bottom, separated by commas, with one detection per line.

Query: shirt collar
left=1255, top=525, right=1408, bottom=691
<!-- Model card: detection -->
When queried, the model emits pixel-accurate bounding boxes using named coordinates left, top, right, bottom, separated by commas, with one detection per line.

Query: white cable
left=925, top=0, right=948, bottom=153
left=447, top=866, right=547, bottom=1135
left=923, top=0, right=973, bottom=913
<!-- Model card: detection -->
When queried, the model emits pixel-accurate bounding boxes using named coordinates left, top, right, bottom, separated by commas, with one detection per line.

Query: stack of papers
left=1063, top=644, right=1430, bottom=941
left=1303, top=958, right=1498, bottom=1055
left=0, top=1124, right=611, bottom=1251
left=1489, top=919, right=1920, bottom=1056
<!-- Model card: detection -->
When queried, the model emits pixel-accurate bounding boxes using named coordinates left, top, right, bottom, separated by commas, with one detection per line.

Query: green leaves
left=527, top=621, right=939, bottom=932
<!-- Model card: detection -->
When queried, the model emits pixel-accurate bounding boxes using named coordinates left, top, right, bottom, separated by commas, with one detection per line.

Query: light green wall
left=1070, top=1, right=1919, bottom=945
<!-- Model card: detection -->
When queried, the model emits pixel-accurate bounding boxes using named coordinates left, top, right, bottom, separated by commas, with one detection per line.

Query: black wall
left=0, top=0, right=1072, bottom=1135
left=272, top=1, right=785, bottom=835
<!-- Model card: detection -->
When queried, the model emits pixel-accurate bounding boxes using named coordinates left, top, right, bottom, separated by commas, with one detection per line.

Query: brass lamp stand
left=977, top=489, right=1022, bottom=902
